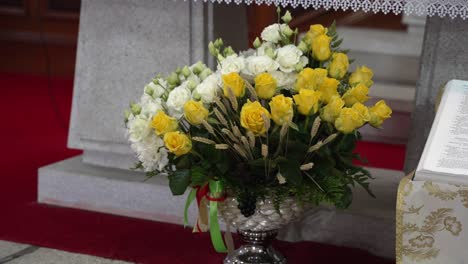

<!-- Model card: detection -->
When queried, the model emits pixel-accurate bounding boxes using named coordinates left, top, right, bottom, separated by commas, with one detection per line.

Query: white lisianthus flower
left=243, top=55, right=279, bottom=77
left=140, top=97, right=163, bottom=119
left=261, top=23, right=282, bottom=43
left=275, top=45, right=306, bottom=73
left=218, top=54, right=245, bottom=74
left=269, top=71, right=297, bottom=89
left=127, top=116, right=152, bottom=143
left=166, top=84, right=192, bottom=119
left=131, top=133, right=169, bottom=172
left=194, top=73, right=220, bottom=103
left=145, top=80, right=166, bottom=99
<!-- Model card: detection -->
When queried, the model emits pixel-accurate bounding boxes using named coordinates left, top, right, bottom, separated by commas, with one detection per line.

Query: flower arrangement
left=125, top=10, right=391, bottom=252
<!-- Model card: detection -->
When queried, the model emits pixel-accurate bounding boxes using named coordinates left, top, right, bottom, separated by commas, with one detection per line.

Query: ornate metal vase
left=218, top=196, right=305, bottom=264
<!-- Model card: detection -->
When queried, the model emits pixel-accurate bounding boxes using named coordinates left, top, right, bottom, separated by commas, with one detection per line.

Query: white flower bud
left=130, top=103, right=141, bottom=115
left=167, top=72, right=180, bottom=86
left=281, top=25, right=294, bottom=37
left=297, top=41, right=309, bottom=53
left=281, top=11, right=292, bottom=23
left=253, top=37, right=262, bottom=49
left=181, top=66, right=191, bottom=78
left=199, top=68, right=213, bottom=81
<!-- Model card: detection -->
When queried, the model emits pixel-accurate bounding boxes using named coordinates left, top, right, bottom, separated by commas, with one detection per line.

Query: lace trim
left=190, top=0, right=468, bottom=19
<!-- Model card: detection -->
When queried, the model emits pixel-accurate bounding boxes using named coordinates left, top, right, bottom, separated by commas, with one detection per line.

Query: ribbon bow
left=184, top=180, right=233, bottom=253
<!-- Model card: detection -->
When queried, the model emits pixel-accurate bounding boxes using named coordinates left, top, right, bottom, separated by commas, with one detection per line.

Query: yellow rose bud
left=335, top=107, right=363, bottom=134
left=304, top=24, right=327, bottom=44
left=349, top=66, right=374, bottom=87
left=151, top=111, right=178, bottom=135
left=369, top=100, right=392, bottom=127
left=311, top=34, right=332, bottom=61
left=293, top=89, right=322, bottom=116
left=351, top=102, right=370, bottom=127
left=240, top=100, right=271, bottom=135
left=183, top=100, right=209, bottom=125
left=321, top=96, right=344, bottom=123
left=318, top=77, right=340, bottom=104
left=342, top=83, right=370, bottom=107
left=328, top=53, right=349, bottom=79
left=255, top=73, right=277, bottom=99
left=222, top=72, right=245, bottom=97
left=269, top=94, right=294, bottom=126
left=163, top=131, right=192, bottom=156
left=294, top=68, right=328, bottom=91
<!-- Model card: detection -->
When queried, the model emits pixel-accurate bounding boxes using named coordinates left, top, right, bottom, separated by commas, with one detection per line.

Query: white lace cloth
left=188, top=0, right=468, bottom=19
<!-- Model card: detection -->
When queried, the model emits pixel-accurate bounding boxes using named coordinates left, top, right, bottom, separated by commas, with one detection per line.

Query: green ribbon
left=209, top=180, right=228, bottom=253
left=183, top=188, right=197, bottom=227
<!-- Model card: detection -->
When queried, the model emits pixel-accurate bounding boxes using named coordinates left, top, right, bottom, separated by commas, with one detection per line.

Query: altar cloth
left=396, top=174, right=468, bottom=264
left=188, top=0, right=468, bottom=19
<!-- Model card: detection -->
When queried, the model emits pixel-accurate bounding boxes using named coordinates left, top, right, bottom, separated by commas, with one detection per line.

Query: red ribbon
left=194, top=184, right=226, bottom=232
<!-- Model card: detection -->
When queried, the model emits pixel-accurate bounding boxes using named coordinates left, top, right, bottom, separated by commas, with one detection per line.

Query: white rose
left=127, top=116, right=151, bottom=143
left=131, top=133, right=169, bottom=172
left=269, top=71, right=297, bottom=89
left=140, top=97, right=163, bottom=119
left=276, top=45, right=305, bottom=73
left=145, top=80, right=166, bottom=99
left=243, top=55, right=279, bottom=77
left=261, top=23, right=282, bottom=43
left=166, top=84, right=192, bottom=119
left=194, top=73, right=220, bottom=103
left=217, top=54, right=245, bottom=75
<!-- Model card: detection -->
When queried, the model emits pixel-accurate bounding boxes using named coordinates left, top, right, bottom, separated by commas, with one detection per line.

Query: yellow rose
left=351, top=102, right=370, bottom=127
left=349, top=66, right=374, bottom=87
left=222, top=72, right=245, bottom=97
left=293, top=89, right=322, bottom=116
left=294, top=68, right=328, bottom=91
left=184, top=100, right=209, bottom=125
left=304, top=24, right=327, bottom=44
left=328, top=53, right=349, bottom=79
left=312, top=34, right=332, bottom=61
left=163, top=131, right=192, bottom=156
left=321, top=96, right=344, bottom=123
left=369, top=100, right=392, bottom=127
left=269, top=94, right=294, bottom=125
left=240, top=100, right=271, bottom=135
left=318, top=77, right=340, bottom=104
left=151, top=110, right=178, bottom=135
left=334, top=107, right=363, bottom=134
left=255, top=73, right=277, bottom=99
left=342, top=83, right=370, bottom=107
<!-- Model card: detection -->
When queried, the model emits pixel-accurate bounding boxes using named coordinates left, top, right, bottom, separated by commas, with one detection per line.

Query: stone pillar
left=38, top=0, right=247, bottom=224
left=405, top=17, right=468, bottom=173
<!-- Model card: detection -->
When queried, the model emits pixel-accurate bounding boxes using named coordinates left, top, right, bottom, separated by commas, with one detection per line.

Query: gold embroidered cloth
left=396, top=175, right=468, bottom=264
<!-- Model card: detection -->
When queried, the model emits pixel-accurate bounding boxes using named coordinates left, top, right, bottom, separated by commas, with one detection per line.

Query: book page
left=419, top=80, right=468, bottom=179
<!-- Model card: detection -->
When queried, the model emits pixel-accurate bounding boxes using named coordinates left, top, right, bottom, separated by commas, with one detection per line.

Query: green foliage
left=277, top=158, right=302, bottom=186
left=169, top=169, right=191, bottom=195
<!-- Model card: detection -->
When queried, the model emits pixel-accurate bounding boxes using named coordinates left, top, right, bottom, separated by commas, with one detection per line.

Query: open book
left=415, top=80, right=468, bottom=185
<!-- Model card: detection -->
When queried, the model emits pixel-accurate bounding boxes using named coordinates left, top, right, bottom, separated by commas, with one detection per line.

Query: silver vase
left=218, top=196, right=305, bottom=264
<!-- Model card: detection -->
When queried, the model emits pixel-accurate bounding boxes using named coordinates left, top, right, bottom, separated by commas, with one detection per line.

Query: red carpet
left=0, top=73, right=400, bottom=263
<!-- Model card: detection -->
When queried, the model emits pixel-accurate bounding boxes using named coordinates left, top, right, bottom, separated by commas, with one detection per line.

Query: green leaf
left=168, top=169, right=191, bottom=195
left=285, top=140, right=309, bottom=161
left=175, top=155, right=191, bottom=170
left=191, top=166, right=209, bottom=186
left=332, top=38, right=343, bottom=48
left=278, top=159, right=302, bottom=186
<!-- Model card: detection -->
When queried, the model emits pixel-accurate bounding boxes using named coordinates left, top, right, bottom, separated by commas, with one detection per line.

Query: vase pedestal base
left=224, top=230, right=286, bottom=264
